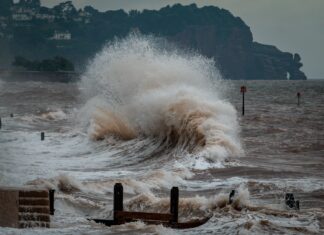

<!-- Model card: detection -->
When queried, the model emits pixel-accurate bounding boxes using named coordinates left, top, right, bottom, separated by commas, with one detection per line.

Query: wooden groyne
left=90, top=183, right=210, bottom=229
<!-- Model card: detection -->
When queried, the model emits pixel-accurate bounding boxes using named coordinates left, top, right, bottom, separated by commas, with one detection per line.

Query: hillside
left=0, top=0, right=307, bottom=80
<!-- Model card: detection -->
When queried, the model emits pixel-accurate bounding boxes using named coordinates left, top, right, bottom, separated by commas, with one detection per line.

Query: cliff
left=0, top=2, right=307, bottom=80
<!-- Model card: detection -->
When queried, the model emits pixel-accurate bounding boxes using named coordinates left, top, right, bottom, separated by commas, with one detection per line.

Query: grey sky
left=41, top=0, right=324, bottom=78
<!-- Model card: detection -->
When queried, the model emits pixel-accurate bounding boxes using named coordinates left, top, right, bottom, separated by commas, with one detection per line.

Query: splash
left=40, top=110, right=67, bottom=120
left=81, top=34, right=242, bottom=162
left=91, top=108, right=136, bottom=140
left=26, top=174, right=82, bottom=193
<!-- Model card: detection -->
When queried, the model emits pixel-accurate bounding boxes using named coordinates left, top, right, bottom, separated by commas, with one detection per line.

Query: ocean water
left=0, top=36, right=324, bottom=234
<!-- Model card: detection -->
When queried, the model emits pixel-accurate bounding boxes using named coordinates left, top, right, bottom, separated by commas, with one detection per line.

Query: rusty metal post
left=114, top=183, right=123, bottom=222
left=49, top=189, right=55, bottom=215
left=170, top=187, right=179, bottom=223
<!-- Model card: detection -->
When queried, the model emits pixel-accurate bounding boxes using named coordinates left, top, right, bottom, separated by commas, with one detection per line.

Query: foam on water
left=40, top=110, right=67, bottom=121
left=1, top=36, right=324, bottom=234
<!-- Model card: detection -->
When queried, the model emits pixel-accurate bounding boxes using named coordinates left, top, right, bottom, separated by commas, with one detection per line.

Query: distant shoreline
left=0, top=70, right=319, bottom=82
left=0, top=70, right=80, bottom=83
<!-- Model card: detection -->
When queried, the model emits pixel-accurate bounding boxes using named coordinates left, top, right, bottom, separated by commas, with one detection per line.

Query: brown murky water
left=0, top=33, right=323, bottom=235
left=0, top=79, right=323, bottom=235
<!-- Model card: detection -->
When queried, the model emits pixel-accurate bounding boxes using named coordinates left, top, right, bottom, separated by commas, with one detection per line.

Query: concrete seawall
left=0, top=187, right=53, bottom=228
left=0, top=70, right=80, bottom=82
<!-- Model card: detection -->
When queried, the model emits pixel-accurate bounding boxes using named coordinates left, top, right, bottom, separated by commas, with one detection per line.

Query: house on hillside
left=0, top=16, right=8, bottom=28
left=11, top=4, right=36, bottom=21
left=12, top=13, right=32, bottom=21
left=35, top=13, right=55, bottom=21
left=51, top=31, right=72, bottom=40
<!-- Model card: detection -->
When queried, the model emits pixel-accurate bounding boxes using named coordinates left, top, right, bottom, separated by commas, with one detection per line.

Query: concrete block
left=0, top=188, right=19, bottom=228
left=0, top=187, right=52, bottom=228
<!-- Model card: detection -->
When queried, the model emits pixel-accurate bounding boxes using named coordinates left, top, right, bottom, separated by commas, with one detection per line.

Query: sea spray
left=80, top=34, right=242, bottom=164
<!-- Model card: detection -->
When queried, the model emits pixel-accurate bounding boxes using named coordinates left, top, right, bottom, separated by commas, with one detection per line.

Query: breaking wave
left=80, top=34, right=242, bottom=163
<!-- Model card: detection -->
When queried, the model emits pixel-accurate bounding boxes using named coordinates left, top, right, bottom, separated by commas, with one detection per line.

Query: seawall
left=0, top=70, right=80, bottom=83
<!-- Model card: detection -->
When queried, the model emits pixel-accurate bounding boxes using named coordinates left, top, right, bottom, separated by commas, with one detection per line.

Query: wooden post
left=285, top=193, right=295, bottom=208
left=114, top=183, right=123, bottom=222
left=170, top=187, right=179, bottom=223
left=49, top=189, right=55, bottom=215
left=41, top=132, right=45, bottom=141
left=0, top=117, right=2, bottom=129
left=240, top=86, right=247, bottom=116
left=297, top=92, right=301, bottom=106
left=229, top=190, right=235, bottom=204
left=10, top=113, right=13, bottom=118
left=295, top=200, right=300, bottom=210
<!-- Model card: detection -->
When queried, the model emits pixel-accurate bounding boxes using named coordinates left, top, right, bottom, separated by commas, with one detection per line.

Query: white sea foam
left=80, top=34, right=242, bottom=165
left=40, top=110, right=67, bottom=120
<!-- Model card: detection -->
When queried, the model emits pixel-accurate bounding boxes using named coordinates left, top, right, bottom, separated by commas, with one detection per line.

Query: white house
left=35, top=13, right=55, bottom=21
left=51, top=31, right=72, bottom=40
left=12, top=13, right=32, bottom=21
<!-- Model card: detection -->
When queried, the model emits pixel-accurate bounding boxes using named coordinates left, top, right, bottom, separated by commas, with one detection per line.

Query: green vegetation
left=0, top=0, right=13, bottom=16
left=12, top=56, right=75, bottom=71
left=0, top=1, right=307, bottom=79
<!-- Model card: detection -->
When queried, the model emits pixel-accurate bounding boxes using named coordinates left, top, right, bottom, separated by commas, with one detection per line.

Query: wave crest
left=81, top=34, right=242, bottom=163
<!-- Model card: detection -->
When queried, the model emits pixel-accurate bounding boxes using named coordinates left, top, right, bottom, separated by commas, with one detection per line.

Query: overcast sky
left=41, top=0, right=324, bottom=78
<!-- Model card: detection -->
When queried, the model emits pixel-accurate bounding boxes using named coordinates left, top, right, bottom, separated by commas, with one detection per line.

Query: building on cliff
left=51, top=31, right=72, bottom=40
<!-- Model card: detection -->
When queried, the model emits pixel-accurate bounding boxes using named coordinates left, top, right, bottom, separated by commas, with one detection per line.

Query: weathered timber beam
left=115, top=211, right=172, bottom=222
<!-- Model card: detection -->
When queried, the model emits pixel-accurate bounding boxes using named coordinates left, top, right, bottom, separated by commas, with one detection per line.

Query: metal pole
left=242, top=92, right=245, bottom=116
left=240, top=86, right=246, bottom=116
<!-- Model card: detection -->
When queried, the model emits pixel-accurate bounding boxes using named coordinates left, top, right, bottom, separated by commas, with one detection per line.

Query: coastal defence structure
left=91, top=183, right=210, bottom=229
left=0, top=187, right=54, bottom=228
left=0, top=70, right=80, bottom=82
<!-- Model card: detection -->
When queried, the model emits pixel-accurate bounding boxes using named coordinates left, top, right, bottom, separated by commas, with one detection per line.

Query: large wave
left=80, top=34, right=242, bottom=163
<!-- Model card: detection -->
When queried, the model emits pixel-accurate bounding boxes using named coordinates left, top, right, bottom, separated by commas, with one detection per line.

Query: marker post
left=297, top=92, right=301, bottom=106
left=240, top=86, right=247, bottom=116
